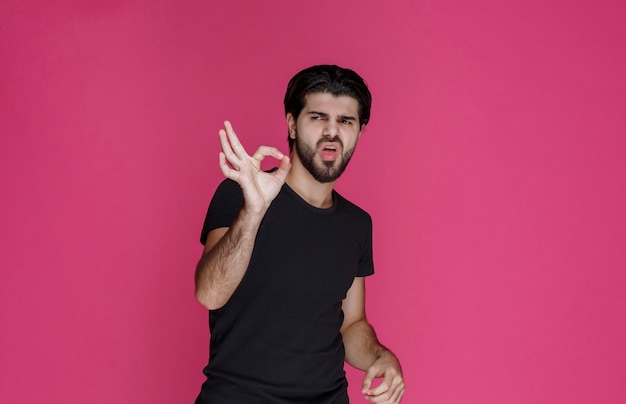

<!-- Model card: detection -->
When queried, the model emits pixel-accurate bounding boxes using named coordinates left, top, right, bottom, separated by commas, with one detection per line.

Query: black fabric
left=196, top=179, right=374, bottom=403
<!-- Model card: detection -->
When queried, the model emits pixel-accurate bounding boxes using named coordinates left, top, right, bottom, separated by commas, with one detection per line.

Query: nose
left=323, top=120, right=339, bottom=137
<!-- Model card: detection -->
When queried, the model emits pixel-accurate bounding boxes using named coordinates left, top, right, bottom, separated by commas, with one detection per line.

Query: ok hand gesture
left=218, top=121, right=291, bottom=214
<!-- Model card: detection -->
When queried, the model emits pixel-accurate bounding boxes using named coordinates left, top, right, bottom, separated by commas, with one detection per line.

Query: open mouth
left=320, top=143, right=339, bottom=161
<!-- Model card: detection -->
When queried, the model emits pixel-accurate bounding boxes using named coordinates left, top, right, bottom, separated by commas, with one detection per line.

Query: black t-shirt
left=196, top=179, right=374, bottom=404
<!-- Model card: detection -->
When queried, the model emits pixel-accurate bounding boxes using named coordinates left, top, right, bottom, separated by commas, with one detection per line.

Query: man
left=195, top=65, right=405, bottom=403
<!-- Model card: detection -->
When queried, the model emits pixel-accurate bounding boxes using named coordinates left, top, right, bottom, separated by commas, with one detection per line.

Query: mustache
left=316, top=136, right=343, bottom=148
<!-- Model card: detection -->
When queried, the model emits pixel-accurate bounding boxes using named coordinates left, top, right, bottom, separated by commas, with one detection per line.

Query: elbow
left=340, top=316, right=366, bottom=336
left=194, top=285, right=224, bottom=311
left=194, top=256, right=228, bottom=310
left=194, top=261, right=219, bottom=310
left=194, top=288, right=211, bottom=310
left=194, top=286, right=216, bottom=311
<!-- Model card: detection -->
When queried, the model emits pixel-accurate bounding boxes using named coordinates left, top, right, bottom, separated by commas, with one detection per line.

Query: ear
left=358, top=124, right=365, bottom=139
left=286, top=113, right=297, bottom=139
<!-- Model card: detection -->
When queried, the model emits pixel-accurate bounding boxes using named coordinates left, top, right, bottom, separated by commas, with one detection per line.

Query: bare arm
left=194, top=208, right=263, bottom=310
left=341, top=277, right=405, bottom=403
left=194, top=121, right=291, bottom=310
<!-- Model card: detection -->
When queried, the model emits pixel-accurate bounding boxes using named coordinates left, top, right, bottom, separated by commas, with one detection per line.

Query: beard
left=295, top=132, right=356, bottom=183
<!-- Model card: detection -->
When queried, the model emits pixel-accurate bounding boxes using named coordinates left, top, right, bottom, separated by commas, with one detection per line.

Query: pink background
left=1, top=0, right=625, bottom=403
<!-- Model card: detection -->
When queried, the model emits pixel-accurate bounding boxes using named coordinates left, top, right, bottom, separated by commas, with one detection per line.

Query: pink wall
left=1, top=0, right=625, bottom=403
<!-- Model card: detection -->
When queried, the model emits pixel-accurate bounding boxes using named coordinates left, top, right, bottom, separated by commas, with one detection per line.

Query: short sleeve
left=356, top=213, right=375, bottom=277
left=200, top=179, right=244, bottom=245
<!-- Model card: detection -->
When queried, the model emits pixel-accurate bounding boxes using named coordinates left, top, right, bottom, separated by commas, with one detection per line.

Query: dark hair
left=284, top=65, right=372, bottom=149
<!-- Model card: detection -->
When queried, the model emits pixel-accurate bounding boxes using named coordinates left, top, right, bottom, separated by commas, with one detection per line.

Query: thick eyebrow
left=307, top=111, right=328, bottom=117
left=306, top=111, right=356, bottom=121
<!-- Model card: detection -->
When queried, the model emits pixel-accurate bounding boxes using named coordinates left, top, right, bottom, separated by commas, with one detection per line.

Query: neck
left=286, top=153, right=336, bottom=209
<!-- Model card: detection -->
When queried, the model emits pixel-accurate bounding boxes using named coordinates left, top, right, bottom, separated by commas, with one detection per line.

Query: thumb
left=361, top=365, right=379, bottom=394
left=277, top=155, right=291, bottom=175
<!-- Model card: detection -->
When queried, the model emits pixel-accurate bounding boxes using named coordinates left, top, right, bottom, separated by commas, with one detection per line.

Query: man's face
left=287, top=92, right=363, bottom=183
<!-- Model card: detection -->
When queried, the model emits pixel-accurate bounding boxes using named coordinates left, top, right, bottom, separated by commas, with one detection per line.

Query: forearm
left=342, top=319, right=393, bottom=371
left=194, top=207, right=264, bottom=310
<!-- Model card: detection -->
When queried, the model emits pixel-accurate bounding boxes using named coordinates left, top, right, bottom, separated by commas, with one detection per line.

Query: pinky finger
left=391, top=383, right=405, bottom=403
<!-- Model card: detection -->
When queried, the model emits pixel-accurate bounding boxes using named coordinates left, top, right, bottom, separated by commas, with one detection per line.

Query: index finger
left=251, top=146, right=285, bottom=162
left=361, top=366, right=377, bottom=394
left=367, top=377, right=391, bottom=397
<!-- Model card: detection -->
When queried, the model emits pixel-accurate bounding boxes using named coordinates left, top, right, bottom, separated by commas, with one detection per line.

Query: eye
left=312, top=114, right=322, bottom=121
left=341, top=118, right=352, bottom=125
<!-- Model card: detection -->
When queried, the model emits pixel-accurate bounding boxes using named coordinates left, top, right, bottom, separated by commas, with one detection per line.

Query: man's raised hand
left=218, top=121, right=291, bottom=214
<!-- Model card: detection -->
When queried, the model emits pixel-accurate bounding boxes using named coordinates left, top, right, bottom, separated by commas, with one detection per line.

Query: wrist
left=376, top=348, right=392, bottom=359
left=240, top=205, right=267, bottom=223
left=375, top=347, right=399, bottom=365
